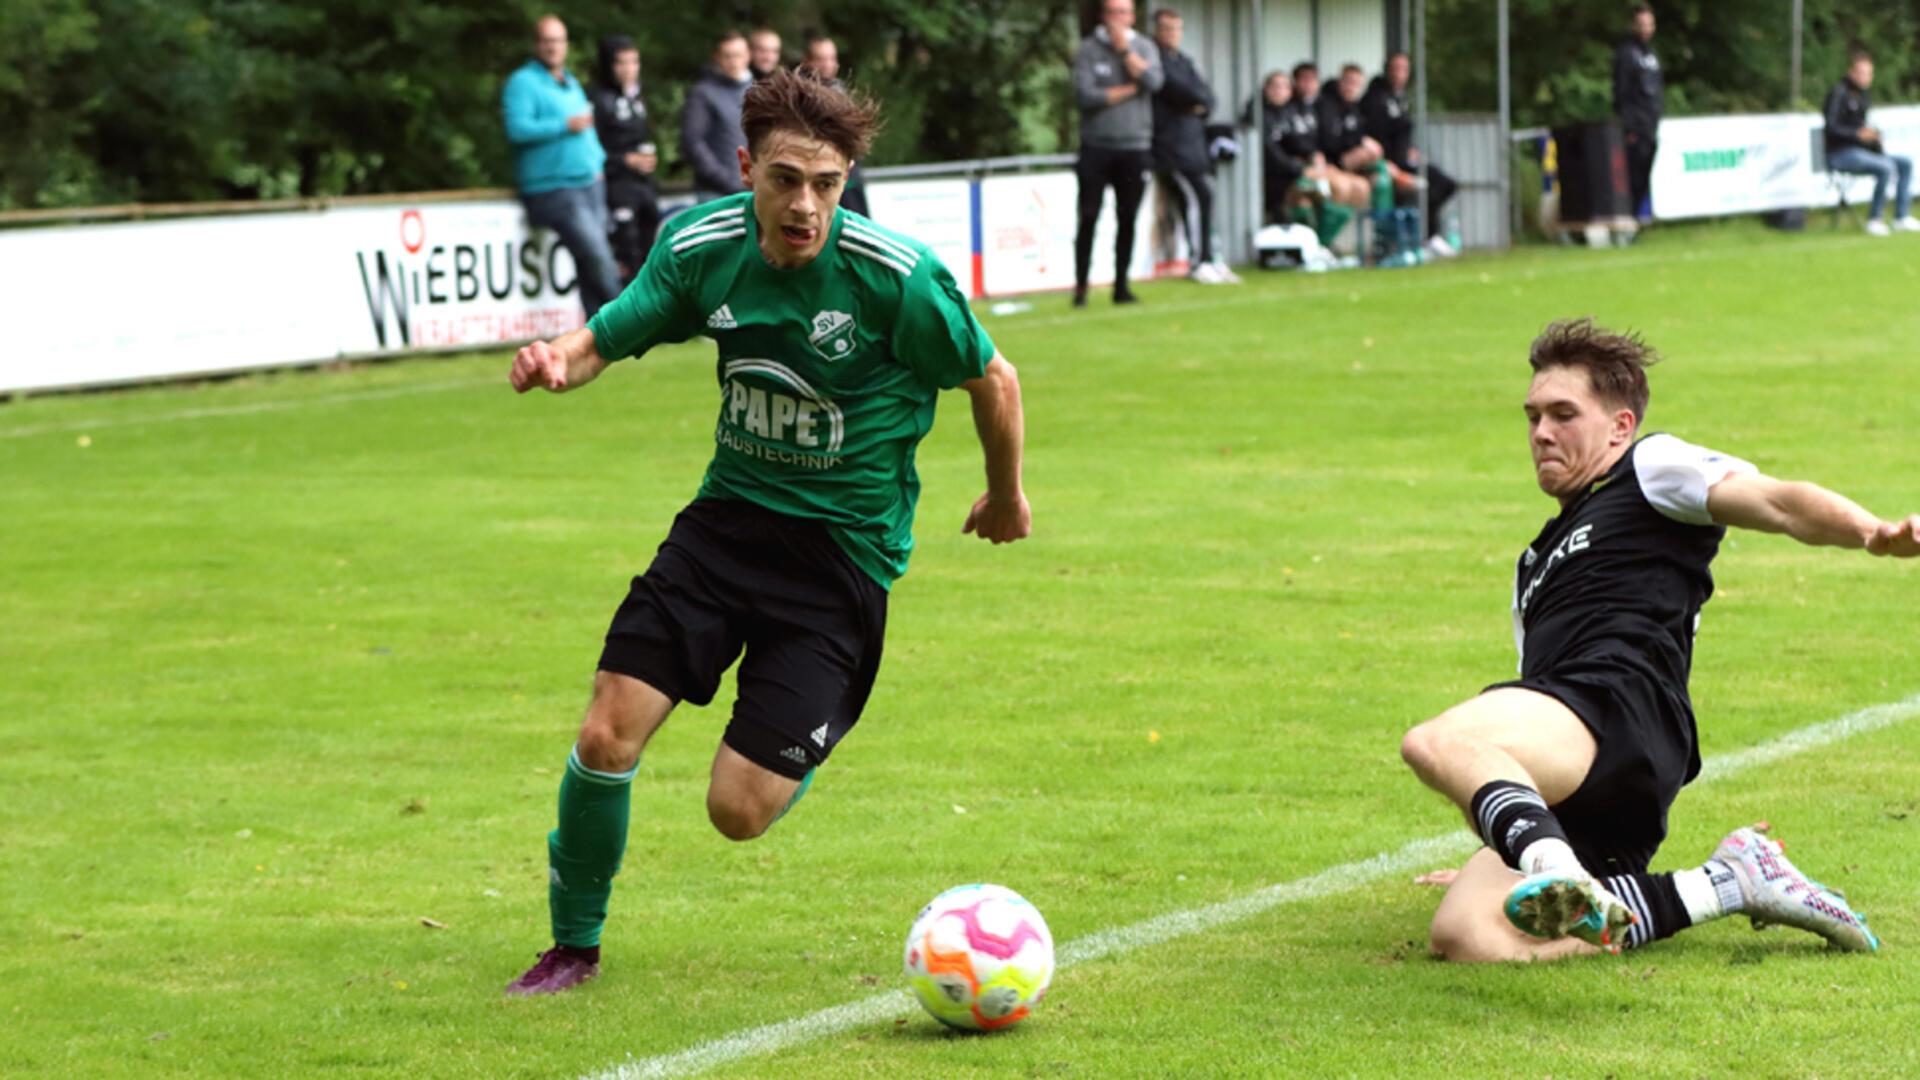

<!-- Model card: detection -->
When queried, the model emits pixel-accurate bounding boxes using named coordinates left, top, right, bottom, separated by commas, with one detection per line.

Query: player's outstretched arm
left=960, top=354, right=1030, bottom=544
left=508, top=327, right=610, bottom=394
left=1707, top=471, right=1920, bottom=556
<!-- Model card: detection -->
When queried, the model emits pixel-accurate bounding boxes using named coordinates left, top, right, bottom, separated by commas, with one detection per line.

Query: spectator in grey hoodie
left=681, top=31, right=752, bottom=200
left=1072, top=0, right=1163, bottom=307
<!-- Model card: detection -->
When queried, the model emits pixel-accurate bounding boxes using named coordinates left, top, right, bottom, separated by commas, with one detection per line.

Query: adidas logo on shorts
left=780, top=746, right=809, bottom=765
left=707, top=304, right=737, bottom=330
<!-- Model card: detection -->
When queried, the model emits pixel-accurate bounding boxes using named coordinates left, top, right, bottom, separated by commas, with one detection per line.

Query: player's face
left=1264, top=73, right=1292, bottom=106
left=1154, top=14, right=1182, bottom=50
left=1852, top=59, right=1874, bottom=88
left=1634, top=11, right=1655, bottom=40
left=1341, top=70, right=1364, bottom=101
left=1524, top=366, right=1636, bottom=501
left=1296, top=70, right=1320, bottom=99
left=743, top=131, right=848, bottom=269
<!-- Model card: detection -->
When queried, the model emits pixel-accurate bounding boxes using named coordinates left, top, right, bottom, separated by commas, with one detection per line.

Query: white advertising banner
left=1650, top=105, right=1920, bottom=220
left=3, top=172, right=1162, bottom=393
left=0, top=199, right=584, bottom=394
left=860, top=178, right=975, bottom=291
left=976, top=170, right=1156, bottom=295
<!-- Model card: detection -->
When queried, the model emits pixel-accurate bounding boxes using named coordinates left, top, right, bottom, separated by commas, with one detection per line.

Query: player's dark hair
left=1849, top=48, right=1873, bottom=66
left=742, top=66, right=882, bottom=163
left=1292, top=61, right=1318, bottom=80
left=1629, top=4, right=1652, bottom=17
left=1528, top=318, right=1659, bottom=422
left=714, top=29, right=746, bottom=51
left=1152, top=7, right=1181, bottom=22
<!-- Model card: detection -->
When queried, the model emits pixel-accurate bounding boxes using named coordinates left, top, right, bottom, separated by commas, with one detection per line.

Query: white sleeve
left=1633, top=433, right=1755, bottom=525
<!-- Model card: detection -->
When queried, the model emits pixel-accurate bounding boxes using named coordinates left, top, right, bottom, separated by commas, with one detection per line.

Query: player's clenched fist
left=510, top=339, right=569, bottom=393
left=1867, top=514, right=1920, bottom=558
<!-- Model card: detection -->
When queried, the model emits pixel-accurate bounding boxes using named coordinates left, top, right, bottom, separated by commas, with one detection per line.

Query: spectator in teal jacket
left=502, top=15, right=622, bottom=318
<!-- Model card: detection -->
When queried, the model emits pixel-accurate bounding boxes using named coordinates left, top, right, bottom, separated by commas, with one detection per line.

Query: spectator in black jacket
left=802, top=34, right=870, bottom=220
left=1824, top=52, right=1917, bottom=236
left=1361, top=51, right=1459, bottom=256
left=592, top=36, right=661, bottom=282
left=1250, top=69, right=1354, bottom=246
left=1612, top=5, right=1663, bottom=222
left=1290, top=63, right=1369, bottom=208
left=1150, top=8, right=1236, bottom=284
left=681, top=32, right=752, bottom=200
left=1318, top=65, right=1383, bottom=174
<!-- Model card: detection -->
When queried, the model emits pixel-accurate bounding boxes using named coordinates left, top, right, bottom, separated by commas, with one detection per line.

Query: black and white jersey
left=1511, top=434, right=1753, bottom=757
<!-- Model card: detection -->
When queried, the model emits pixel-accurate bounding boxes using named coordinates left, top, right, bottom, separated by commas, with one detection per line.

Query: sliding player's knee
left=1399, top=720, right=1455, bottom=778
left=1427, top=910, right=1521, bottom=963
left=706, top=787, right=776, bottom=842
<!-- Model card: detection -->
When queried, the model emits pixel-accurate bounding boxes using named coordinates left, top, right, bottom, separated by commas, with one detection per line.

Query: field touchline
left=0, top=375, right=495, bottom=440
left=580, top=690, right=1920, bottom=1080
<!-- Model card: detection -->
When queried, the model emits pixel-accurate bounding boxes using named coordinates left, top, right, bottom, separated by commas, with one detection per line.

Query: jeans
left=1829, top=145, right=1914, bottom=222
left=521, top=179, right=623, bottom=318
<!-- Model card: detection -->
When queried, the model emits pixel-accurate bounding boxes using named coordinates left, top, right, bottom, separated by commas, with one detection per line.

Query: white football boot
left=1713, top=825, right=1879, bottom=952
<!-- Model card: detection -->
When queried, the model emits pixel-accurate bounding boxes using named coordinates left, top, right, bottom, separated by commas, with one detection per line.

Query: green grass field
left=4, top=221, right=1918, bottom=1078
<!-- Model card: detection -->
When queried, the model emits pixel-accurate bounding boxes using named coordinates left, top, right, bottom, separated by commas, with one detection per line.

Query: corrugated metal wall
left=1426, top=114, right=1510, bottom=250
left=1316, top=0, right=1388, bottom=71
left=1262, top=0, right=1314, bottom=72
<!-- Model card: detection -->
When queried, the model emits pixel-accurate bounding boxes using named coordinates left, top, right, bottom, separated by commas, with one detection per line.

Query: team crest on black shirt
left=808, top=310, right=857, bottom=362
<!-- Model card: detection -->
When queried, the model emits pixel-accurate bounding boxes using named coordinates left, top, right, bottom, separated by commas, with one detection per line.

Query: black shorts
left=598, top=499, right=889, bottom=779
left=1486, top=665, right=1697, bottom=876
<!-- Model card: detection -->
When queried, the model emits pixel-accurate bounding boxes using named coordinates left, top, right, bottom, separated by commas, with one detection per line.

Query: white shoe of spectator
left=1896, top=216, right=1920, bottom=233
left=1426, top=234, right=1460, bottom=259
left=1866, top=218, right=1892, bottom=237
left=1209, top=261, right=1242, bottom=284
left=1189, top=262, right=1225, bottom=285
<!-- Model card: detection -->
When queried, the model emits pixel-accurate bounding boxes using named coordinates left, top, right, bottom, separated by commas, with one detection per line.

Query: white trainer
left=1426, top=234, right=1460, bottom=259
left=1209, top=261, right=1242, bottom=284
left=1866, top=219, right=1892, bottom=237
left=1896, top=216, right=1920, bottom=233
left=1713, top=825, right=1879, bottom=952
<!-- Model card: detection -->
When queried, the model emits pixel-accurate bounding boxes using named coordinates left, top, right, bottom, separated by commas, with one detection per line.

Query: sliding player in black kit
left=1399, top=319, right=1919, bottom=961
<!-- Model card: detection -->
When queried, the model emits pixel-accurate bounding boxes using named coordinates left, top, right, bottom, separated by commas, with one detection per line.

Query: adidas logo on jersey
left=707, top=304, right=737, bottom=330
left=780, top=746, right=809, bottom=765
left=810, top=723, right=829, bottom=748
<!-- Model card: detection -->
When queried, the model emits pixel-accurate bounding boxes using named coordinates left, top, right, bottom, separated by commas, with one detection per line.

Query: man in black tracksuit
left=1362, top=52, right=1458, bottom=251
left=1149, top=8, right=1227, bottom=281
left=1317, top=65, right=1381, bottom=175
left=1072, top=0, right=1163, bottom=307
left=592, top=36, right=661, bottom=282
left=681, top=32, right=752, bottom=201
left=1612, top=5, right=1663, bottom=221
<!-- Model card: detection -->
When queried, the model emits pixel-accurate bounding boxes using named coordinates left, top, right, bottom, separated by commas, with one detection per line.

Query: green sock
left=770, top=768, right=815, bottom=826
left=547, top=746, right=636, bottom=949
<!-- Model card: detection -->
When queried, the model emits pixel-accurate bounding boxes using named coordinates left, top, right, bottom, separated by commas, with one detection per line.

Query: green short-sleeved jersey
left=586, top=193, right=996, bottom=588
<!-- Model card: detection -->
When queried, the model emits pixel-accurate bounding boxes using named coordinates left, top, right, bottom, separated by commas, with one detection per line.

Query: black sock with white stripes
left=1599, top=872, right=1688, bottom=949
left=1469, top=780, right=1575, bottom=873
left=1602, top=860, right=1746, bottom=950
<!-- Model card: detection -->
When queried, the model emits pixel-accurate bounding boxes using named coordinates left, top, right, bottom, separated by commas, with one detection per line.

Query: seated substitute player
left=501, top=69, right=1030, bottom=994
left=1400, top=318, right=1917, bottom=962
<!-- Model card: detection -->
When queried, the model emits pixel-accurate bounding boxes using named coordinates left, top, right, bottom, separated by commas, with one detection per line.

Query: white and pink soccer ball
left=902, top=883, right=1054, bottom=1031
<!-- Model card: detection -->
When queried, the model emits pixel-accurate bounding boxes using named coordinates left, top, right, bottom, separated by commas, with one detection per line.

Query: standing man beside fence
left=1150, top=7, right=1235, bottom=285
left=1612, top=4, right=1663, bottom=224
left=683, top=31, right=753, bottom=202
left=502, top=15, right=623, bottom=320
left=1072, top=0, right=1163, bottom=308
left=802, top=34, right=870, bottom=220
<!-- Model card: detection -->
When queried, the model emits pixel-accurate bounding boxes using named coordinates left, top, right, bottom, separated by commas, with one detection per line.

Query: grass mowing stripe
left=0, top=375, right=495, bottom=439
left=582, top=690, right=1920, bottom=1080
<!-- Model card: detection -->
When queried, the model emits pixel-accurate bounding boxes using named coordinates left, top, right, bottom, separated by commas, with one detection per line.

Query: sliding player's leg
left=1402, top=687, right=1634, bottom=946
left=1428, top=848, right=1598, bottom=962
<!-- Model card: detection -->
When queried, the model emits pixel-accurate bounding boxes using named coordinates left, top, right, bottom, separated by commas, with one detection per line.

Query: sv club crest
left=808, top=310, right=857, bottom=362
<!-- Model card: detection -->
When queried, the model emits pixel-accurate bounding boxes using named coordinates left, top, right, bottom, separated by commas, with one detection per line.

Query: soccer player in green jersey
left=503, top=70, right=1030, bottom=995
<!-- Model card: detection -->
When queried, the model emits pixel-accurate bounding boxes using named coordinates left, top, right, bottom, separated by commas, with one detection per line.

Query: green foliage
left=1426, top=0, right=1920, bottom=126
left=0, top=0, right=1074, bottom=209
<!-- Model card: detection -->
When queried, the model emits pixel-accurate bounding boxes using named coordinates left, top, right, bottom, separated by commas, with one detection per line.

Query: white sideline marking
left=582, top=691, right=1920, bottom=1080
left=0, top=376, right=494, bottom=440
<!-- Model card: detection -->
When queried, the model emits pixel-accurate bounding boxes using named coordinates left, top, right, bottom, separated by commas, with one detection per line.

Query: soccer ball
left=902, top=883, right=1054, bottom=1031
